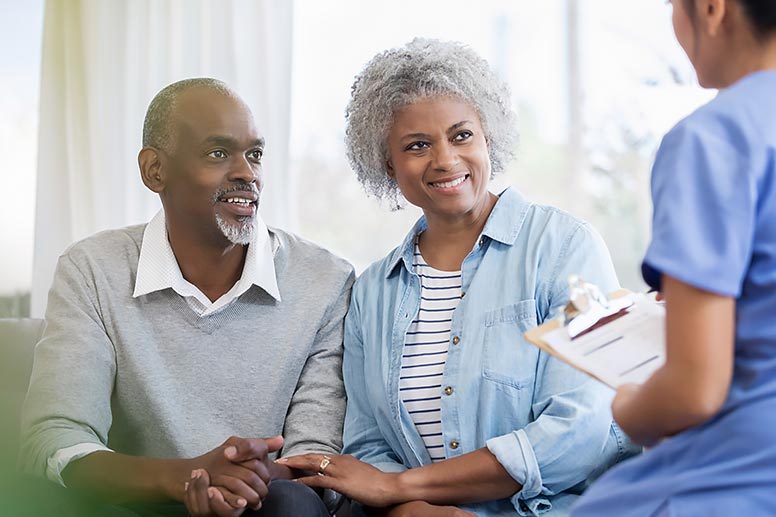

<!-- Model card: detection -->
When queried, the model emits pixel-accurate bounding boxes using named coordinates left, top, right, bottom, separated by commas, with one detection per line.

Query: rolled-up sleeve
left=487, top=363, right=615, bottom=508
left=489, top=221, right=622, bottom=513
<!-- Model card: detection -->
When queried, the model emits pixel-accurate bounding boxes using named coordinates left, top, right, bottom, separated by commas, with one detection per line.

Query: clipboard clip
left=562, top=275, right=633, bottom=339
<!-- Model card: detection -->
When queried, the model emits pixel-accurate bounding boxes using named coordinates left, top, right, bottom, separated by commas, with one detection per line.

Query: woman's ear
left=386, top=159, right=396, bottom=179
left=138, top=147, right=165, bottom=193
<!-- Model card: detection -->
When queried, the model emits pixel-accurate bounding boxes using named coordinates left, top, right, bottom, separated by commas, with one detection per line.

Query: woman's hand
left=277, top=453, right=402, bottom=508
left=382, top=501, right=477, bottom=517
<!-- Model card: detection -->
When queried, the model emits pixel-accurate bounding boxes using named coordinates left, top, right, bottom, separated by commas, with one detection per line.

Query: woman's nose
left=432, top=142, right=458, bottom=171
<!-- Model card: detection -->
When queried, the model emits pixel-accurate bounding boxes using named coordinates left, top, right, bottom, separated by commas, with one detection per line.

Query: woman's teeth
left=431, top=176, right=467, bottom=188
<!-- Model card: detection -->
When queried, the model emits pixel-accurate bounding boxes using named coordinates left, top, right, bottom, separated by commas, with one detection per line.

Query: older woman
left=280, top=38, right=634, bottom=516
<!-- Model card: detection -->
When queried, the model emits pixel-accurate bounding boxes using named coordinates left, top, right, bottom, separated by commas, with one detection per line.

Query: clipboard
left=524, top=277, right=666, bottom=389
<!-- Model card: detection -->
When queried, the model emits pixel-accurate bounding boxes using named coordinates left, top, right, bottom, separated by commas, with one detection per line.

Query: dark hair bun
left=740, top=0, right=776, bottom=37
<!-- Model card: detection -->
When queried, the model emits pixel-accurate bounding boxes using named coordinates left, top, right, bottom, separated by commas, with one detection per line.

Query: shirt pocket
left=482, top=300, right=539, bottom=390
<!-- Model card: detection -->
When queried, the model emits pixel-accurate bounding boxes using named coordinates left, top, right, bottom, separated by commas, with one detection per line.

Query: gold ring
left=318, top=455, right=332, bottom=475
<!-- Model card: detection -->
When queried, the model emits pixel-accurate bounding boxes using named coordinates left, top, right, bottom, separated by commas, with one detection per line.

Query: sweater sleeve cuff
left=486, top=429, right=542, bottom=498
left=46, top=443, right=113, bottom=487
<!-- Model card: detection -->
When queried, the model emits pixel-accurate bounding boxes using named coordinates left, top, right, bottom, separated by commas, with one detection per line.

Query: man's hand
left=59, top=436, right=285, bottom=508
left=185, top=468, right=246, bottom=517
left=186, top=436, right=285, bottom=511
left=222, top=435, right=285, bottom=470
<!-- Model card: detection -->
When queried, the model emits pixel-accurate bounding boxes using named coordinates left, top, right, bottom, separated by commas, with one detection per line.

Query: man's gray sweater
left=19, top=224, right=355, bottom=478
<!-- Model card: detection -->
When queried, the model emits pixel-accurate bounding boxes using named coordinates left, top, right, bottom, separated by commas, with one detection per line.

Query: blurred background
left=0, top=0, right=713, bottom=318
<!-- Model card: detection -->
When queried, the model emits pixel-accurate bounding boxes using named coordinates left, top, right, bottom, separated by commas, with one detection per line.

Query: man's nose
left=229, top=155, right=261, bottom=184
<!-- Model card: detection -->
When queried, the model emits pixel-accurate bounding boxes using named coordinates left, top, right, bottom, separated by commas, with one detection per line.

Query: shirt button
left=479, top=237, right=485, bottom=247
left=450, top=440, right=460, bottom=449
left=452, top=336, right=460, bottom=345
left=444, top=386, right=454, bottom=396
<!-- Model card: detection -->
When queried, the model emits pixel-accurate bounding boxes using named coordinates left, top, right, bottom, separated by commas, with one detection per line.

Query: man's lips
left=217, top=192, right=258, bottom=203
left=216, top=191, right=258, bottom=216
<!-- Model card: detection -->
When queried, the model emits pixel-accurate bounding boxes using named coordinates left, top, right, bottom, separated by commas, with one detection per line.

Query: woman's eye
left=406, top=142, right=429, bottom=151
left=454, top=131, right=473, bottom=142
left=208, top=150, right=227, bottom=159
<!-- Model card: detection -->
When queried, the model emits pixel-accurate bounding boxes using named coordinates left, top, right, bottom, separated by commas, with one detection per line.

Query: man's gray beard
left=215, top=214, right=256, bottom=245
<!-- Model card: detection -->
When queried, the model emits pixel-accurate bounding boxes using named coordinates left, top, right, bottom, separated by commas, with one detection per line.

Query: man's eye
left=248, top=149, right=264, bottom=161
left=208, top=150, right=227, bottom=159
left=453, top=131, right=473, bottom=142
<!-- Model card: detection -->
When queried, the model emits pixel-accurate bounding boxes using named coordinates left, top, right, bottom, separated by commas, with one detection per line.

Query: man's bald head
left=142, top=78, right=244, bottom=152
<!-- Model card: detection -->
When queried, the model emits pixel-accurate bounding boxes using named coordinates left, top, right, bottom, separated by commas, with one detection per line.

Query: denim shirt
left=342, top=188, right=634, bottom=516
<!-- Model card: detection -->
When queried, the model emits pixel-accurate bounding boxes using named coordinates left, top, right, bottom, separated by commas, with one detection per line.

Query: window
left=289, top=0, right=712, bottom=289
left=0, top=0, right=44, bottom=317
left=2, top=1, right=714, bottom=317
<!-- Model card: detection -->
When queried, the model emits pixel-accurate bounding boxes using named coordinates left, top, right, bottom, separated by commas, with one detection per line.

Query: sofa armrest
left=0, top=318, right=46, bottom=462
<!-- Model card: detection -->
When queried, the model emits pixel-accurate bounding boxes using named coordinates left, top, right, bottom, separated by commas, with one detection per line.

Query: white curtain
left=31, top=0, right=294, bottom=317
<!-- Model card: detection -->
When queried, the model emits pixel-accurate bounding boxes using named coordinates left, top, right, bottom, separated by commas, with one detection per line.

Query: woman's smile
left=386, top=96, right=492, bottom=222
left=428, top=173, right=470, bottom=191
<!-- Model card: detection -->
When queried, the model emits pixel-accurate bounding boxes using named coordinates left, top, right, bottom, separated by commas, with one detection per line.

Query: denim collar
left=385, top=186, right=533, bottom=278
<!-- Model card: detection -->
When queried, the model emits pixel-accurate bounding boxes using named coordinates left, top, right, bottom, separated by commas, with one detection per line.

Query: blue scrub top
left=573, top=71, right=776, bottom=516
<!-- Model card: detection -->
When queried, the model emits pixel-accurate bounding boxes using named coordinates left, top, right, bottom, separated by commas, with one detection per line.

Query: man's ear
left=138, top=147, right=165, bottom=193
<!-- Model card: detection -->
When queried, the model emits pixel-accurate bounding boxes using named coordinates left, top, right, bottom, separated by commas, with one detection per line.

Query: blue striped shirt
left=399, top=243, right=461, bottom=462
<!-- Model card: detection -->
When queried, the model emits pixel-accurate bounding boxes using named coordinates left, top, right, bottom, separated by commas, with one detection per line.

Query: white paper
left=543, top=294, right=666, bottom=388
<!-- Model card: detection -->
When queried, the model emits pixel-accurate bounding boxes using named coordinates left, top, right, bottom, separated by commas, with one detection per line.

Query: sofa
left=0, top=318, right=83, bottom=515
left=0, top=317, right=45, bottom=464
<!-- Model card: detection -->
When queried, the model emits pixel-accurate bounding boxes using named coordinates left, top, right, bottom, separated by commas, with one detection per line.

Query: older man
left=19, top=78, right=354, bottom=516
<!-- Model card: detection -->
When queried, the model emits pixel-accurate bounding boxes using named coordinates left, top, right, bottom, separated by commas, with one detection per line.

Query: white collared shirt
left=133, top=209, right=281, bottom=313
left=47, top=210, right=281, bottom=486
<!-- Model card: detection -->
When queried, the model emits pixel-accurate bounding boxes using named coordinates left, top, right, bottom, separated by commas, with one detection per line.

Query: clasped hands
left=181, top=439, right=476, bottom=516
left=182, top=435, right=285, bottom=516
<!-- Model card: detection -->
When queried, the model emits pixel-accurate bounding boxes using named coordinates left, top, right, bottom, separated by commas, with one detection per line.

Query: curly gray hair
left=345, top=38, right=519, bottom=204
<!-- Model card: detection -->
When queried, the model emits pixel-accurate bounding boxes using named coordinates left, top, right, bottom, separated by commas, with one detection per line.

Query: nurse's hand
left=612, top=383, right=640, bottom=430
left=613, top=383, right=639, bottom=410
left=277, top=453, right=401, bottom=508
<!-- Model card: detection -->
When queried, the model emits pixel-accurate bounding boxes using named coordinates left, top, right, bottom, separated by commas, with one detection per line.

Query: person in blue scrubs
left=572, top=1, right=776, bottom=515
